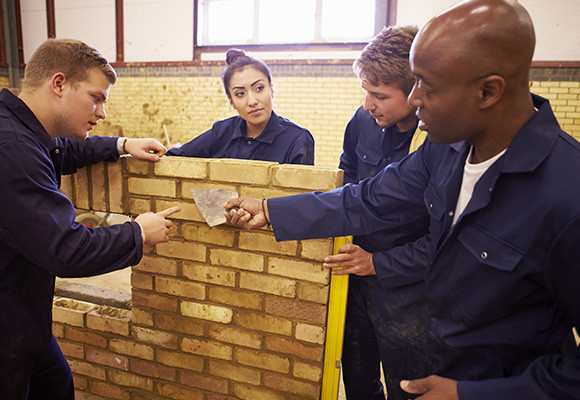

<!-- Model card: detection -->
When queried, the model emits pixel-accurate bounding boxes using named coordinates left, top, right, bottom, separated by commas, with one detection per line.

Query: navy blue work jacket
left=167, top=111, right=314, bottom=165
left=0, top=89, right=143, bottom=389
left=268, top=94, right=580, bottom=399
left=338, top=106, right=429, bottom=286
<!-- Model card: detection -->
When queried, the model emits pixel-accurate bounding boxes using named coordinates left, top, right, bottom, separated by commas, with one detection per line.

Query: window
left=198, top=0, right=386, bottom=46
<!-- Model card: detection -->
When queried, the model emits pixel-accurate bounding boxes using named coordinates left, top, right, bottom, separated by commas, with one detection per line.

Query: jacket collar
left=231, top=111, right=282, bottom=144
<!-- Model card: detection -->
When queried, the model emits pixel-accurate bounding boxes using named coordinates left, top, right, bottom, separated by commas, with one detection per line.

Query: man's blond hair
left=22, top=39, right=116, bottom=89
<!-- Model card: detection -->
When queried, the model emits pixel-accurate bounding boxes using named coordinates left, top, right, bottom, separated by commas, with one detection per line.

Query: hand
left=135, top=206, right=181, bottom=245
left=401, top=376, right=459, bottom=400
left=124, top=138, right=167, bottom=161
left=323, top=243, right=375, bottom=276
left=224, top=196, right=268, bottom=230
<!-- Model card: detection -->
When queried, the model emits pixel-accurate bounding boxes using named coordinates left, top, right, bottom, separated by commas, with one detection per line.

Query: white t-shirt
left=453, top=146, right=507, bottom=225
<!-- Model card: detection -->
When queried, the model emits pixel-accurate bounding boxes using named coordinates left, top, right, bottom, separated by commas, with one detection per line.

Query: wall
left=87, top=65, right=580, bottom=169
left=55, top=156, right=344, bottom=400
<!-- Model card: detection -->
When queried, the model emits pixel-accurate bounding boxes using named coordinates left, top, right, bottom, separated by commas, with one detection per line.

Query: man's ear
left=50, top=73, right=66, bottom=97
left=479, top=75, right=505, bottom=109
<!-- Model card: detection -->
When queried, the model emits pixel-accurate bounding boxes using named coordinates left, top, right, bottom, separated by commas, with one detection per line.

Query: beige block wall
left=56, top=156, right=343, bottom=400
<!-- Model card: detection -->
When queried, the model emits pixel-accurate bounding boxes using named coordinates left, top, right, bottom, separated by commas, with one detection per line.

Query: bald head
left=413, top=0, right=535, bottom=88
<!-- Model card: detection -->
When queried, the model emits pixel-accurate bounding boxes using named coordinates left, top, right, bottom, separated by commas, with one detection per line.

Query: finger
left=324, top=253, right=353, bottom=263
left=157, top=206, right=181, bottom=218
left=330, top=266, right=354, bottom=275
left=400, top=379, right=426, bottom=394
left=224, top=197, right=243, bottom=209
left=338, top=243, right=355, bottom=254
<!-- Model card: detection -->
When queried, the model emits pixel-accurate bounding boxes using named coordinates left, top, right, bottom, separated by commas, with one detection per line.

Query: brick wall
left=56, top=156, right=344, bottom=400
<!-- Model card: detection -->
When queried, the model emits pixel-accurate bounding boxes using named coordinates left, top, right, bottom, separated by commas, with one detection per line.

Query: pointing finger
left=157, top=206, right=181, bottom=218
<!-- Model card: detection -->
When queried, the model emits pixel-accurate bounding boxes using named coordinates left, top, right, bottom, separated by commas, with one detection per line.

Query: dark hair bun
left=225, top=48, right=248, bottom=65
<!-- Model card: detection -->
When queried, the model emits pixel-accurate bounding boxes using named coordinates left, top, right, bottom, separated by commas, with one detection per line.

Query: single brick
left=208, top=325, right=262, bottom=349
left=209, top=248, right=264, bottom=272
left=154, top=313, right=205, bottom=337
left=239, top=272, right=296, bottom=298
left=86, top=348, right=129, bottom=370
left=297, top=282, right=329, bottom=304
left=134, top=255, right=178, bottom=276
left=157, top=383, right=204, bottom=400
left=272, top=164, right=343, bottom=191
left=109, top=338, right=154, bottom=360
left=155, top=199, right=205, bottom=223
left=91, top=381, right=131, bottom=400
left=238, top=231, right=297, bottom=256
left=265, top=297, right=327, bottom=324
left=208, top=159, right=273, bottom=185
left=263, top=372, right=321, bottom=399
left=131, top=308, right=154, bottom=326
left=126, top=158, right=153, bottom=175
left=208, top=360, right=261, bottom=385
left=131, top=271, right=154, bottom=291
left=131, top=326, right=179, bottom=349
left=132, top=290, right=178, bottom=313
left=180, top=370, right=229, bottom=393
left=238, top=186, right=305, bottom=199
left=265, top=336, right=323, bottom=362
left=130, top=359, right=177, bottom=381
left=109, top=370, right=153, bottom=391
left=234, top=312, right=292, bottom=336
left=183, top=224, right=236, bottom=247
left=235, top=348, right=290, bottom=373
left=268, top=257, right=329, bottom=285
left=68, top=359, right=106, bottom=380
left=156, top=240, right=206, bottom=262
left=208, top=286, right=263, bottom=310
left=129, top=197, right=152, bottom=216
left=181, top=337, right=233, bottom=360
left=86, top=307, right=131, bottom=336
left=155, top=157, right=208, bottom=179
left=60, top=175, right=74, bottom=202
left=53, top=298, right=95, bottom=327
left=293, top=361, right=323, bottom=382
left=295, top=323, right=325, bottom=345
left=74, top=168, right=90, bottom=209
left=300, top=239, right=334, bottom=261
left=156, top=276, right=206, bottom=300
left=65, top=327, right=107, bottom=348
left=128, top=177, right=176, bottom=197
left=58, top=340, right=84, bottom=359
left=91, top=162, right=107, bottom=211
left=156, top=349, right=204, bottom=372
left=182, top=263, right=236, bottom=287
left=181, top=301, right=233, bottom=323
left=108, top=160, right=124, bottom=213
left=233, top=383, right=285, bottom=400
left=181, top=181, right=238, bottom=200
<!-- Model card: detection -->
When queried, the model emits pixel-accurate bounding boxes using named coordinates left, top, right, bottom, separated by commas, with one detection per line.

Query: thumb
left=157, top=206, right=181, bottom=218
left=401, top=378, right=427, bottom=394
left=338, top=243, right=355, bottom=254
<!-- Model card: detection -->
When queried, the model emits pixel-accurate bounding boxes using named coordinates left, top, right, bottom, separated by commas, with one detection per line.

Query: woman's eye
left=235, top=91, right=245, bottom=97
left=256, top=86, right=264, bottom=92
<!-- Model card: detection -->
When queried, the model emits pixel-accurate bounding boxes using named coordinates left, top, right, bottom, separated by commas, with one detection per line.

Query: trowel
left=191, top=189, right=239, bottom=227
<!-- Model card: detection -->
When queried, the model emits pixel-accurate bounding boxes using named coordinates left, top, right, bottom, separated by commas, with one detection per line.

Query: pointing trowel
left=191, top=188, right=239, bottom=227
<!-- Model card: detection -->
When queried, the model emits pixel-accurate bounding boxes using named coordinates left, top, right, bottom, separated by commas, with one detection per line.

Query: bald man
left=225, top=0, right=580, bottom=398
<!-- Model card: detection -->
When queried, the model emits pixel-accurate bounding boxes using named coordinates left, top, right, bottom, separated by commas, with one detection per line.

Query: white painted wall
left=18, top=0, right=580, bottom=63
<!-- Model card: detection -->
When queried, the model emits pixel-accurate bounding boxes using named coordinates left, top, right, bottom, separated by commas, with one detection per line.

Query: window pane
left=206, top=0, right=253, bottom=44
left=321, top=0, right=375, bottom=40
left=20, top=0, right=48, bottom=63
left=258, top=0, right=315, bottom=43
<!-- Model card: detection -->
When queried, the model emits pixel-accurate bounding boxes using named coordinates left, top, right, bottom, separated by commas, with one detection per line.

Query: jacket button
left=363, top=154, right=367, bottom=159
left=448, top=210, right=454, bottom=217
left=54, top=148, right=60, bottom=154
left=481, top=251, right=488, bottom=259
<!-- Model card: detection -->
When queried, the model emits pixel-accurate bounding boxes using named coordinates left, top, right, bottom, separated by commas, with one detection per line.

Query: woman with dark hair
left=167, top=49, right=314, bottom=165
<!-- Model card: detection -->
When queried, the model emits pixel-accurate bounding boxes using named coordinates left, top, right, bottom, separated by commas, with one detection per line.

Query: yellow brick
left=182, top=337, right=233, bottom=360
left=239, top=231, right=297, bottom=256
left=208, top=159, right=273, bottom=184
left=235, top=312, right=292, bottom=336
left=233, top=383, right=285, bottom=400
left=155, top=156, right=208, bottom=179
left=209, top=248, right=265, bottom=272
left=182, top=263, right=236, bottom=286
left=156, top=276, right=206, bottom=299
left=157, top=349, right=204, bottom=372
left=91, top=162, right=107, bottom=211
left=154, top=313, right=205, bottom=337
left=131, top=271, right=154, bottom=290
left=74, top=168, right=90, bottom=209
left=156, top=240, right=206, bottom=262
left=268, top=257, right=329, bottom=285
left=209, top=361, right=261, bottom=385
left=236, top=348, right=290, bottom=373
left=208, top=286, right=263, bottom=310
left=134, top=255, right=178, bottom=276
left=129, top=197, right=152, bottom=215
left=239, top=272, right=296, bottom=298
left=126, top=158, right=154, bottom=175
left=263, top=372, right=321, bottom=398
left=183, top=224, right=236, bottom=247
left=59, top=175, right=73, bottom=201
left=295, top=323, right=325, bottom=344
left=128, top=177, right=176, bottom=197
left=293, top=361, right=323, bottom=382
left=131, top=308, right=154, bottom=326
left=52, top=298, right=95, bottom=327
left=208, top=325, right=262, bottom=349
left=297, top=282, right=329, bottom=304
left=272, top=163, right=343, bottom=190
left=181, top=301, right=233, bottom=323
left=238, top=186, right=306, bottom=199
left=155, top=199, right=205, bottom=222
left=131, top=326, right=179, bottom=349
left=157, top=383, right=204, bottom=400
left=300, top=239, right=334, bottom=261
left=69, top=360, right=106, bottom=380
left=86, top=307, right=131, bottom=336
left=109, top=370, right=153, bottom=391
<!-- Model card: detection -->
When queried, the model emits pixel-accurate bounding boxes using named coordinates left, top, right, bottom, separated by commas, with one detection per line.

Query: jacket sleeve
left=286, top=130, right=315, bottom=165
left=269, top=144, right=431, bottom=242
left=457, top=213, right=580, bottom=400
left=0, top=138, right=143, bottom=278
left=60, top=135, right=121, bottom=175
left=166, top=128, right=214, bottom=158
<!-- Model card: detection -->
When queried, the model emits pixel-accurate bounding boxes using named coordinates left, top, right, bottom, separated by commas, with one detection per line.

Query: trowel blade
left=191, top=188, right=238, bottom=227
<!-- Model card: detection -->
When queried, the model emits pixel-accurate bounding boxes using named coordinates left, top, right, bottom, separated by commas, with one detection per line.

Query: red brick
left=86, top=348, right=129, bottom=370
left=58, top=340, right=84, bottom=359
left=265, top=336, right=323, bottom=362
left=263, top=372, right=321, bottom=399
left=264, top=297, right=327, bottom=324
left=154, top=313, right=205, bottom=337
left=156, top=350, right=204, bottom=372
left=65, top=327, right=107, bottom=348
left=157, top=383, right=204, bottom=400
left=132, top=290, right=178, bottom=313
left=68, top=360, right=106, bottom=380
left=180, top=371, right=229, bottom=393
left=90, top=381, right=131, bottom=400
left=130, top=359, right=177, bottom=381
